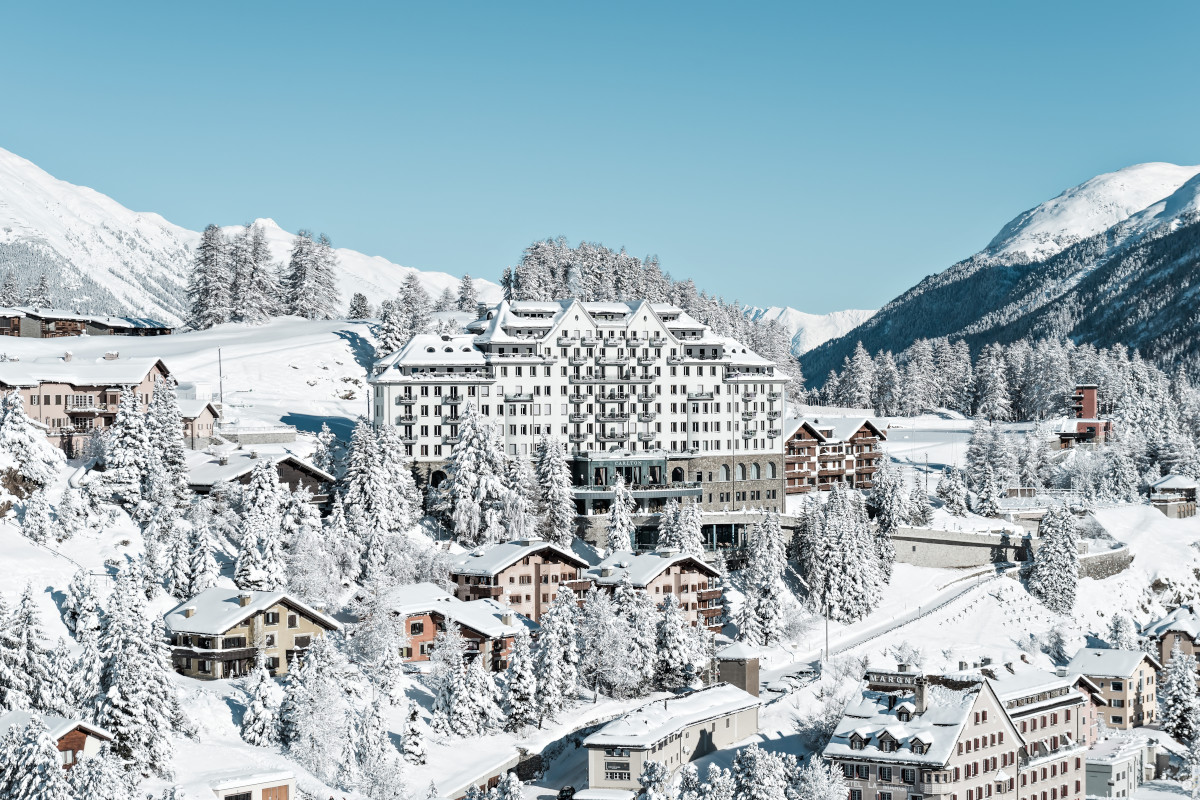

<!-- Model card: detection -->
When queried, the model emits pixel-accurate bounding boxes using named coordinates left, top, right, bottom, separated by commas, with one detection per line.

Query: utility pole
left=218, top=347, right=224, bottom=407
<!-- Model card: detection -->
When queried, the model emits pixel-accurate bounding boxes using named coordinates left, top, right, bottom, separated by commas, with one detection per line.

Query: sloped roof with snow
left=163, top=587, right=341, bottom=635
left=18, top=306, right=170, bottom=329
left=0, top=354, right=168, bottom=388
left=177, top=399, right=219, bottom=420
left=1066, top=648, right=1161, bottom=678
left=585, top=549, right=719, bottom=587
left=984, top=666, right=1100, bottom=713
left=783, top=417, right=825, bottom=443
left=1143, top=605, right=1200, bottom=641
left=384, top=582, right=537, bottom=639
left=375, top=333, right=486, bottom=370
left=451, top=538, right=589, bottom=577
left=1151, top=474, right=1198, bottom=491
left=582, top=684, right=759, bottom=749
left=0, top=711, right=112, bottom=742
left=824, top=683, right=982, bottom=766
left=185, top=449, right=333, bottom=488
left=806, top=417, right=885, bottom=442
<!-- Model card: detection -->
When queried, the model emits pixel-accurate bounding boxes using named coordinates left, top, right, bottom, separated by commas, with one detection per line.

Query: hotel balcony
left=569, top=394, right=587, bottom=404
left=579, top=337, right=600, bottom=347
left=569, top=433, right=588, bottom=443
left=637, top=356, right=656, bottom=366
left=394, top=414, right=416, bottom=425
left=556, top=336, right=575, bottom=347
left=504, top=393, right=534, bottom=402
left=742, top=391, right=757, bottom=402
left=395, top=396, right=416, bottom=405
left=638, top=432, right=656, bottom=442
left=818, top=468, right=846, bottom=477
left=637, top=412, right=656, bottom=422
left=767, top=391, right=782, bottom=401
left=598, top=356, right=629, bottom=366
left=742, top=429, right=755, bottom=439
left=568, top=356, right=589, bottom=366
left=741, top=411, right=757, bottom=421
left=767, top=429, right=781, bottom=438
left=667, top=355, right=683, bottom=365
left=687, top=392, right=714, bottom=401
left=597, top=412, right=630, bottom=421
left=647, top=336, right=667, bottom=347
left=635, top=393, right=656, bottom=403
left=697, top=588, right=723, bottom=601
left=569, top=413, right=588, bottom=423
left=444, top=395, right=463, bottom=405
left=767, top=410, right=781, bottom=420
left=597, top=431, right=629, bottom=442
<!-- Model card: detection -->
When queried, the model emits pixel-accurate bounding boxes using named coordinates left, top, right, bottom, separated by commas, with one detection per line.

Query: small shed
left=716, top=641, right=761, bottom=697
left=209, top=771, right=295, bottom=800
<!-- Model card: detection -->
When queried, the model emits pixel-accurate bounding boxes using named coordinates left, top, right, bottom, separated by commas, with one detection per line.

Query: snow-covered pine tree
left=534, top=436, right=576, bottom=547
left=64, top=743, right=133, bottom=800
left=974, top=343, right=1013, bottom=421
left=0, top=271, right=18, bottom=306
left=62, top=568, right=99, bottom=637
left=72, top=622, right=104, bottom=721
left=236, top=460, right=286, bottom=590
left=578, top=588, right=635, bottom=699
left=655, top=595, right=698, bottom=689
left=56, top=485, right=87, bottom=540
left=704, top=764, right=737, bottom=800
left=494, top=772, right=525, bottom=800
left=813, top=485, right=883, bottom=624
left=1107, top=613, right=1139, bottom=651
left=97, top=561, right=179, bottom=777
left=462, top=652, right=506, bottom=733
left=44, top=638, right=77, bottom=716
left=20, top=489, right=53, bottom=544
left=452, top=273, right=477, bottom=313
left=398, top=272, right=432, bottom=338
left=909, top=480, right=934, bottom=525
left=348, top=292, right=372, bottom=319
left=789, top=752, right=849, bottom=800
left=240, top=652, right=280, bottom=746
left=184, top=502, right=219, bottom=597
left=441, top=405, right=509, bottom=546
left=102, top=388, right=152, bottom=502
left=145, top=377, right=189, bottom=505
left=502, top=454, right=539, bottom=541
left=4, top=715, right=74, bottom=800
left=606, top=474, right=637, bottom=553
left=230, top=223, right=280, bottom=324
left=284, top=231, right=341, bottom=320
left=661, top=501, right=704, bottom=557
left=614, top=573, right=657, bottom=693
left=636, top=759, right=672, bottom=800
left=534, top=589, right=579, bottom=725
left=287, top=505, right=342, bottom=606
left=936, top=466, right=968, bottom=516
left=871, top=350, right=902, bottom=416
left=503, top=626, right=538, bottom=730
left=279, top=636, right=356, bottom=782
left=188, top=224, right=233, bottom=329
left=12, top=583, right=55, bottom=714
left=729, top=742, right=794, bottom=799
left=973, top=465, right=1001, bottom=518
left=375, top=300, right=407, bottom=358
left=1160, top=640, right=1199, bottom=743
left=354, top=696, right=407, bottom=800
left=325, top=493, right=361, bottom=583
left=402, top=702, right=426, bottom=765
left=1027, top=504, right=1079, bottom=615
left=0, top=390, right=61, bottom=488
left=432, top=286, right=456, bottom=312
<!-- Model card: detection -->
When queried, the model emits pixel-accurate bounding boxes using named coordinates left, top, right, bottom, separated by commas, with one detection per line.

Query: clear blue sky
left=3, top=2, right=1198, bottom=313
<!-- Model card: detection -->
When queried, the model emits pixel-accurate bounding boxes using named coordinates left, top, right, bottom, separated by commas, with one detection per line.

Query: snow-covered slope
left=0, top=146, right=500, bottom=326
left=744, top=305, right=876, bottom=356
left=982, top=162, right=1200, bottom=263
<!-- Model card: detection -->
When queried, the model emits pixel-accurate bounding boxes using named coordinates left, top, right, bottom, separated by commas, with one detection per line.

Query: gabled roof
left=1151, top=474, right=1199, bottom=491
left=0, top=711, right=112, bottom=742
left=783, top=417, right=827, bottom=443
left=374, top=333, right=485, bottom=370
left=1066, top=648, right=1161, bottom=679
left=824, top=681, right=990, bottom=767
left=384, top=582, right=538, bottom=639
left=582, top=683, right=758, bottom=748
left=163, top=587, right=341, bottom=635
left=0, top=355, right=169, bottom=388
left=985, top=666, right=1101, bottom=713
left=806, top=416, right=886, bottom=442
left=451, top=538, right=590, bottom=577
left=185, top=449, right=333, bottom=489
left=1143, top=605, right=1200, bottom=641
left=586, top=549, right=719, bottom=588
left=177, top=399, right=220, bottom=421
left=17, top=306, right=170, bottom=329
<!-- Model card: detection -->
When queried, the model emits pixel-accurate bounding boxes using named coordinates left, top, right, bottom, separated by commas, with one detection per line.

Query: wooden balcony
left=818, top=468, right=846, bottom=477
left=697, top=588, right=723, bottom=601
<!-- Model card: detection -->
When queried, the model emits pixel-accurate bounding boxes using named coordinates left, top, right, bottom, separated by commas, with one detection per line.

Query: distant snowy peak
left=982, top=162, right=1200, bottom=263
left=743, top=305, right=876, bottom=356
left=0, top=146, right=501, bottom=326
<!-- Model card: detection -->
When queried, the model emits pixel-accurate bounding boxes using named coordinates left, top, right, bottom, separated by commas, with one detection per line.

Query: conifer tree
left=375, top=300, right=407, bottom=358
left=313, top=421, right=340, bottom=474
left=637, top=760, right=672, bottom=800
left=230, top=223, right=280, bottom=324
left=188, top=224, right=233, bottom=329
left=790, top=753, right=849, bottom=800
left=578, top=588, right=635, bottom=699
left=103, top=388, right=152, bottom=502
left=0, top=271, right=18, bottom=306
left=12, top=583, right=55, bottom=714
left=973, top=465, right=1002, bottom=518
left=72, top=623, right=104, bottom=721
left=0, top=391, right=60, bottom=487
left=398, top=272, right=432, bottom=338
left=655, top=596, right=698, bottom=689
left=348, top=292, right=372, bottom=319
left=1160, top=640, right=1199, bottom=743
left=284, top=231, right=341, bottom=320
left=45, top=638, right=77, bottom=716
left=441, top=406, right=509, bottom=546
left=606, top=474, right=637, bottom=552
left=20, top=489, right=53, bottom=544
left=57, top=486, right=87, bottom=539
left=241, top=653, right=280, bottom=746
left=504, top=626, right=538, bottom=731
left=184, top=503, right=220, bottom=597
left=494, top=772, right=525, bottom=800
left=503, top=454, right=539, bottom=541
left=1028, top=504, right=1079, bottom=615
left=534, top=436, right=576, bottom=547
left=402, top=703, right=426, bottom=765
left=4, top=715, right=73, bottom=800
left=936, top=466, right=969, bottom=516
left=615, top=574, right=658, bottom=692
left=457, top=274, right=479, bottom=312
left=1107, top=613, right=1139, bottom=651
left=62, top=568, right=99, bottom=637
left=65, top=743, right=133, bottom=800
left=146, top=377, right=189, bottom=505
left=909, top=481, right=934, bottom=526
left=433, top=286, right=456, bottom=312
left=534, top=589, right=579, bottom=725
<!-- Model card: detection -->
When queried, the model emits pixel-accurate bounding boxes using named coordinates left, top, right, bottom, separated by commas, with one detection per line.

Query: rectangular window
left=224, top=794, right=253, bottom=800
left=264, top=634, right=276, bottom=647
left=856, top=765, right=869, bottom=779
left=264, top=612, right=280, bottom=625
left=410, top=621, right=424, bottom=636
left=879, top=767, right=893, bottom=782
left=287, top=614, right=299, bottom=628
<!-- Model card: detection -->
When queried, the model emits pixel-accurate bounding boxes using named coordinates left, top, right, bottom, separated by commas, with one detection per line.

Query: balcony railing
left=687, top=392, right=714, bottom=400
left=767, top=429, right=781, bottom=438
left=647, top=336, right=667, bottom=347
left=667, top=356, right=683, bottom=365
left=569, top=433, right=587, bottom=443
left=636, top=393, right=655, bottom=403
left=637, top=356, right=656, bottom=366
left=627, top=374, right=655, bottom=384
left=504, top=393, right=534, bottom=402
left=767, top=391, right=782, bottom=401
left=597, top=413, right=629, bottom=421
left=742, top=391, right=757, bottom=402
left=395, top=415, right=416, bottom=425
left=742, top=429, right=755, bottom=439
left=741, top=411, right=757, bottom=421
left=638, top=432, right=656, bottom=442
left=395, top=396, right=416, bottom=405
left=569, top=394, right=587, bottom=404
left=767, top=410, right=781, bottom=420
left=568, top=356, right=588, bottom=366
left=580, top=337, right=600, bottom=347
left=569, top=413, right=588, bottom=423
left=444, top=395, right=463, bottom=405
left=638, top=412, right=656, bottom=422
left=556, top=336, right=575, bottom=347
left=599, top=357, right=629, bottom=366
left=598, top=431, right=629, bottom=442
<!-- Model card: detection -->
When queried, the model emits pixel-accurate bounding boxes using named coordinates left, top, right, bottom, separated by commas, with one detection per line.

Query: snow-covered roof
left=806, top=416, right=885, bottom=442
left=209, top=771, right=296, bottom=791
left=0, top=354, right=168, bottom=388
left=984, top=667, right=1099, bottom=713
left=582, top=683, right=759, bottom=749
left=0, top=711, right=112, bottom=742
left=1086, top=735, right=1154, bottom=765
left=1151, top=474, right=1198, bottom=491
left=824, top=683, right=984, bottom=766
left=717, top=642, right=759, bottom=660
left=585, top=549, right=720, bottom=588
left=17, top=306, right=170, bottom=329
left=1143, top=605, right=1200, bottom=641
left=163, top=587, right=341, bottom=635
left=450, top=538, right=589, bottom=577
left=1066, top=648, right=1161, bottom=679
left=375, top=332, right=487, bottom=371
left=782, top=417, right=825, bottom=443
left=185, top=449, right=333, bottom=488
left=0, top=306, right=24, bottom=318
left=177, top=399, right=219, bottom=420
left=384, top=582, right=538, bottom=639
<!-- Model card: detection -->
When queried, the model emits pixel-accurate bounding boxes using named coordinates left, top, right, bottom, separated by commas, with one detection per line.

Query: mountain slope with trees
left=803, top=162, right=1200, bottom=381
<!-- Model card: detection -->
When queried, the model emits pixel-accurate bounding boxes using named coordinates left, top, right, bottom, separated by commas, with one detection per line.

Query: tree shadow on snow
left=333, top=327, right=378, bottom=374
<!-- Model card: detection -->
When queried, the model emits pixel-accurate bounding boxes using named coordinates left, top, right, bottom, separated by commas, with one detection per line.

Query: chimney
left=897, top=663, right=909, bottom=673
left=601, top=567, right=614, bottom=578
left=1005, top=662, right=1015, bottom=674
left=183, top=607, right=196, bottom=618
left=219, top=454, right=229, bottom=466
left=958, top=661, right=969, bottom=671
left=103, top=351, right=119, bottom=360
left=914, top=677, right=928, bottom=714
left=980, top=656, right=992, bottom=666
left=502, top=612, right=515, bottom=626
left=981, top=668, right=997, bottom=680
left=238, top=593, right=252, bottom=607
left=1055, top=667, right=1068, bottom=678
left=63, top=351, right=72, bottom=362
left=249, top=449, right=259, bottom=459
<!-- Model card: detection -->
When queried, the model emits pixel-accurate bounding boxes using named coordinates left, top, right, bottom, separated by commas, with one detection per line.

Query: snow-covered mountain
left=803, top=160, right=1200, bottom=381
left=0, top=147, right=500, bottom=326
left=743, top=305, right=876, bottom=356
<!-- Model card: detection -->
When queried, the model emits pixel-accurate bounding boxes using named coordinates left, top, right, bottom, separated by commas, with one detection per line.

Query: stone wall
left=673, top=452, right=786, bottom=514
left=1078, top=546, right=1133, bottom=580
left=893, top=526, right=1034, bottom=569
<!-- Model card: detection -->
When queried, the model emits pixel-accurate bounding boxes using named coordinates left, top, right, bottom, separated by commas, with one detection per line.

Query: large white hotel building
left=368, top=299, right=790, bottom=541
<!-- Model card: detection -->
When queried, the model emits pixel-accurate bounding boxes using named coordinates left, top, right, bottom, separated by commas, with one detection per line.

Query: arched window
left=767, top=462, right=777, bottom=479
left=719, top=465, right=730, bottom=481
left=737, top=463, right=747, bottom=481
left=671, top=467, right=684, bottom=483
left=750, top=463, right=761, bottom=480
left=429, top=470, right=448, bottom=488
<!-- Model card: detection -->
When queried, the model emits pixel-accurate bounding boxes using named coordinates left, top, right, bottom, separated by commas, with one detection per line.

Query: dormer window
left=881, top=739, right=896, bottom=752
left=911, top=737, right=928, bottom=755
left=850, top=736, right=865, bottom=751
left=897, top=709, right=912, bottom=722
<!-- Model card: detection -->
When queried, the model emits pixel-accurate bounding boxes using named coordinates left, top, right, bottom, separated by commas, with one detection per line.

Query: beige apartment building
left=163, top=588, right=341, bottom=679
left=585, top=547, right=723, bottom=631
left=450, top=538, right=592, bottom=622
left=583, top=683, right=760, bottom=791
left=1142, top=605, right=1200, bottom=672
left=1065, top=649, right=1161, bottom=729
